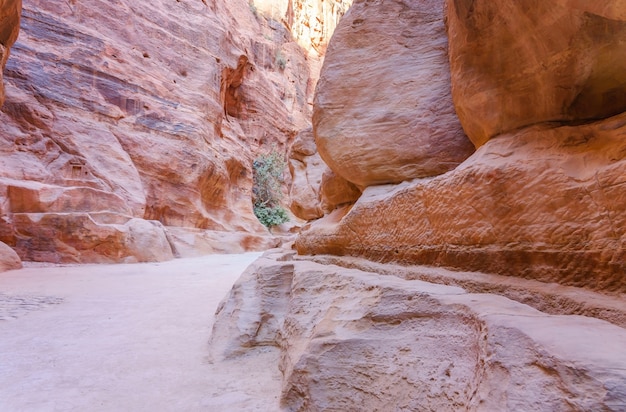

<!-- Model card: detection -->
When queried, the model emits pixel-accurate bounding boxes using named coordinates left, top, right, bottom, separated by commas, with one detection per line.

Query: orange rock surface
left=313, top=0, right=474, bottom=186
left=448, top=0, right=626, bottom=147
left=297, top=114, right=626, bottom=293
left=296, top=0, right=626, bottom=294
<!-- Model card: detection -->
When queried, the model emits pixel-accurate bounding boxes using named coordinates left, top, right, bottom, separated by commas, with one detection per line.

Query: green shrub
left=253, top=205, right=289, bottom=228
left=252, top=149, right=289, bottom=229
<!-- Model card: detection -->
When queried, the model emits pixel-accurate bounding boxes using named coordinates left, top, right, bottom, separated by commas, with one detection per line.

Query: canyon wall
left=0, top=0, right=21, bottom=107
left=296, top=0, right=626, bottom=293
left=0, top=0, right=330, bottom=263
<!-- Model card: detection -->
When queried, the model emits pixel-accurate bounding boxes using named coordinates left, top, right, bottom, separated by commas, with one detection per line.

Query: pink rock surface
left=0, top=0, right=317, bottom=262
left=211, top=250, right=626, bottom=410
left=0, top=0, right=21, bottom=107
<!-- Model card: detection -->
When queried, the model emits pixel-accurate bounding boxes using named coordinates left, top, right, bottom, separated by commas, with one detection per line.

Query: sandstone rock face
left=0, top=0, right=21, bottom=107
left=0, top=0, right=316, bottom=262
left=211, top=251, right=626, bottom=410
left=0, top=241, right=21, bottom=272
left=319, top=168, right=361, bottom=213
left=297, top=113, right=626, bottom=293
left=296, top=114, right=626, bottom=293
left=447, top=0, right=626, bottom=147
left=251, top=0, right=352, bottom=55
left=313, top=0, right=474, bottom=187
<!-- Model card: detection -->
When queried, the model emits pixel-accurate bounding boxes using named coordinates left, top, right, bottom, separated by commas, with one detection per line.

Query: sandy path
left=0, top=253, right=281, bottom=412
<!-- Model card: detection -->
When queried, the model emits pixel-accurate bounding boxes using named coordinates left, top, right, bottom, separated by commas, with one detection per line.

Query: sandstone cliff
left=0, top=0, right=325, bottom=263
left=296, top=0, right=626, bottom=294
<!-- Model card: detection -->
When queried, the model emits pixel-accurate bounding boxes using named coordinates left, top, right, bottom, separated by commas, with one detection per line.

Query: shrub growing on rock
left=252, top=150, right=289, bottom=229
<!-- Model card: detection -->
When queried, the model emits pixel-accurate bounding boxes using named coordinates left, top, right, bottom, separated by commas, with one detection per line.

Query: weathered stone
left=1, top=213, right=174, bottom=264
left=0, top=241, right=21, bottom=272
left=297, top=113, right=626, bottom=294
left=210, top=252, right=626, bottom=411
left=447, top=0, right=626, bottom=147
left=320, top=168, right=361, bottom=213
left=313, top=0, right=474, bottom=187
left=0, top=0, right=320, bottom=262
left=288, top=128, right=324, bottom=220
left=0, top=0, right=21, bottom=107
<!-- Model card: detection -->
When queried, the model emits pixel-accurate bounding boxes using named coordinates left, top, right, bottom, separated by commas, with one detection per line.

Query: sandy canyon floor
left=0, top=253, right=281, bottom=411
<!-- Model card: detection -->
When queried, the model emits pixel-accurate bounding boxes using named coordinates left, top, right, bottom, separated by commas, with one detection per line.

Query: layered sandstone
left=0, top=0, right=315, bottom=262
left=448, top=0, right=626, bottom=147
left=211, top=251, right=626, bottom=410
left=0, top=0, right=21, bottom=107
left=251, top=0, right=352, bottom=55
left=296, top=0, right=626, bottom=294
left=313, top=0, right=474, bottom=187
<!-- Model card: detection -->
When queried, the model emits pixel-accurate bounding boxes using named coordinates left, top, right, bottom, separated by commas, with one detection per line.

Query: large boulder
left=447, top=0, right=626, bottom=147
left=313, top=0, right=474, bottom=187
left=0, top=0, right=21, bottom=107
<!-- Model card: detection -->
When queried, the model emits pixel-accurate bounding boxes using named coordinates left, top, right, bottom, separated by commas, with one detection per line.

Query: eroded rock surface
left=298, top=113, right=626, bottom=293
left=211, top=251, right=626, bottom=411
left=447, top=0, right=626, bottom=147
left=0, top=0, right=21, bottom=107
left=297, top=0, right=626, bottom=294
left=288, top=128, right=325, bottom=220
left=0, top=0, right=316, bottom=262
left=313, top=0, right=474, bottom=187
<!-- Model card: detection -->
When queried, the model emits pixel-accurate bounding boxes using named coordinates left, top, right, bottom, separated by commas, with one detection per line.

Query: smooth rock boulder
left=319, top=168, right=361, bottom=213
left=447, top=0, right=626, bottom=146
left=313, top=0, right=474, bottom=187
left=0, top=241, right=21, bottom=272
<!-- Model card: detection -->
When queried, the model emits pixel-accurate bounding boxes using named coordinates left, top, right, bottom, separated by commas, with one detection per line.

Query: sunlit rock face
left=0, top=0, right=318, bottom=262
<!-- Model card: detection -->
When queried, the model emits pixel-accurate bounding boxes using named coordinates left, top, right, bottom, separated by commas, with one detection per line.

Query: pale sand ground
left=0, top=253, right=282, bottom=412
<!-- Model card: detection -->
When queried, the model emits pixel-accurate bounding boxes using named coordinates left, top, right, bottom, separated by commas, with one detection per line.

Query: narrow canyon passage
left=0, top=253, right=281, bottom=411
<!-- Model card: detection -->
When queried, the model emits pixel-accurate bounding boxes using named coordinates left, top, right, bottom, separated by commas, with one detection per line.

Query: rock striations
left=0, top=0, right=21, bottom=107
left=296, top=0, right=626, bottom=294
left=0, top=0, right=329, bottom=263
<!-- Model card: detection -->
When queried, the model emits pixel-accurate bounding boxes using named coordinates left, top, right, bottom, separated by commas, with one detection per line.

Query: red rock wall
left=0, top=0, right=21, bottom=107
left=0, top=0, right=315, bottom=262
